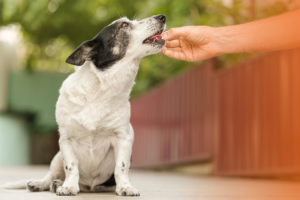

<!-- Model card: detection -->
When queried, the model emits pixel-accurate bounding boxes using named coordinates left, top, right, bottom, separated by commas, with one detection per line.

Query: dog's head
left=66, top=14, right=166, bottom=70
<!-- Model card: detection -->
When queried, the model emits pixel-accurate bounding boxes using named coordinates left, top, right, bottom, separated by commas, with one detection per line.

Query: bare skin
left=162, top=9, right=300, bottom=62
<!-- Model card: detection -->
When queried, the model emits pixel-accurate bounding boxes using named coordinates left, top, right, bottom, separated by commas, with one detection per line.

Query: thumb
left=162, top=27, right=189, bottom=41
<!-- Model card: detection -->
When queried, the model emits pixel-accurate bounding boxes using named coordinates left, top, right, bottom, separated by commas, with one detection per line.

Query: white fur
left=1, top=16, right=166, bottom=197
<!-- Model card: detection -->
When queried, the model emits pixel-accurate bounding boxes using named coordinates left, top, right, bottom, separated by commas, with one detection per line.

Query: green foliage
left=2, top=0, right=290, bottom=97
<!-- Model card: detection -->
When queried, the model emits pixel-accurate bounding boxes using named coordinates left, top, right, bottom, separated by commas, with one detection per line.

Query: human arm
left=161, top=9, right=300, bottom=61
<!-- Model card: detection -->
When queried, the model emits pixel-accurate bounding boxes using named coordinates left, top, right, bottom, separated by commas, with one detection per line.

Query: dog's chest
left=72, top=132, right=111, bottom=164
left=57, top=63, right=133, bottom=131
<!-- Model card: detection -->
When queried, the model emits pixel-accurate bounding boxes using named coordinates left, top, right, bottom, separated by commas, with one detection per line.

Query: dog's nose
left=154, top=14, right=166, bottom=23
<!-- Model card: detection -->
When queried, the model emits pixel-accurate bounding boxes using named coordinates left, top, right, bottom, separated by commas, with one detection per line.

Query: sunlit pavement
left=0, top=166, right=299, bottom=200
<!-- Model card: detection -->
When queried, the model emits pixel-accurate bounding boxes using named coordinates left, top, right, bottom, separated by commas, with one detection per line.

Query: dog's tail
left=0, top=180, right=29, bottom=189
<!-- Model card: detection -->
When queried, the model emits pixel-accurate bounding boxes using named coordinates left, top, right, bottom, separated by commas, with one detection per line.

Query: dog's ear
left=66, top=39, right=102, bottom=66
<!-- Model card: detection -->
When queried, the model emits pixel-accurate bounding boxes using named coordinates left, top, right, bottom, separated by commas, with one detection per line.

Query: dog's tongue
left=149, top=35, right=162, bottom=40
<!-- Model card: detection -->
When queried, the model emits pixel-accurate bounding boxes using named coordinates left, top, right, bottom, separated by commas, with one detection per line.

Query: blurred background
left=0, top=0, right=299, bottom=181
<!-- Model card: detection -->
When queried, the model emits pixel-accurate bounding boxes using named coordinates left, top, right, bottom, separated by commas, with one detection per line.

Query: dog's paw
left=116, top=186, right=140, bottom=196
left=27, top=181, right=43, bottom=192
left=56, top=186, right=79, bottom=196
left=50, top=179, right=64, bottom=193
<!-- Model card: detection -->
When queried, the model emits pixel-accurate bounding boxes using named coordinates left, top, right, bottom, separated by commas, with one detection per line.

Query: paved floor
left=0, top=166, right=299, bottom=200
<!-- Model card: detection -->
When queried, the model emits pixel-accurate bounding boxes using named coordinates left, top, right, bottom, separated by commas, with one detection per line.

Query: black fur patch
left=98, top=173, right=116, bottom=187
left=129, top=155, right=132, bottom=169
left=66, top=20, right=130, bottom=70
left=65, top=39, right=102, bottom=66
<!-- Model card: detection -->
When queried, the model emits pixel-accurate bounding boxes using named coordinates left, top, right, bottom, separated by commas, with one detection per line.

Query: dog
left=1, top=14, right=166, bottom=196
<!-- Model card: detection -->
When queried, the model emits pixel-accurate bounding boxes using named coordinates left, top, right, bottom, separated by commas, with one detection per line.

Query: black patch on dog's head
left=66, top=20, right=131, bottom=70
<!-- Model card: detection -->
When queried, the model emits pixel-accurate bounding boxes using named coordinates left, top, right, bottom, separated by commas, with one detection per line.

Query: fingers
left=166, top=47, right=182, bottom=52
left=165, top=40, right=180, bottom=48
left=162, top=27, right=190, bottom=41
left=162, top=48, right=187, bottom=61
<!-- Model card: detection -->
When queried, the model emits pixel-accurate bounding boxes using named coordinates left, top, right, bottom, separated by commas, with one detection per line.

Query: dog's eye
left=121, top=22, right=129, bottom=28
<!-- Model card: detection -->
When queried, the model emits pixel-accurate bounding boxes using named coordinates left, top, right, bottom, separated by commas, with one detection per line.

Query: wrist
left=213, top=26, right=241, bottom=55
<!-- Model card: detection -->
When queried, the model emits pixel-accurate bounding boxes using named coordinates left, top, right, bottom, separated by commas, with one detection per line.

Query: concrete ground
left=0, top=166, right=299, bottom=200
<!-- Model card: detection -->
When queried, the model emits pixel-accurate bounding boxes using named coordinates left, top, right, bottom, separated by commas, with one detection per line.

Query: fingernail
left=161, top=32, right=167, bottom=39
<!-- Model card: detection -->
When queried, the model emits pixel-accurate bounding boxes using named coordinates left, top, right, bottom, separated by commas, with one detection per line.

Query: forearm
left=215, top=9, right=300, bottom=54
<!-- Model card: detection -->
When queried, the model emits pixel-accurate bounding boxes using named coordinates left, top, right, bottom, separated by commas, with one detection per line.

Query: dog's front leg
left=113, top=125, right=140, bottom=196
left=56, top=137, right=80, bottom=196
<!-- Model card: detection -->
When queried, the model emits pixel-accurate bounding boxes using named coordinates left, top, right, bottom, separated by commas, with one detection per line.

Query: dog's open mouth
left=143, top=29, right=164, bottom=44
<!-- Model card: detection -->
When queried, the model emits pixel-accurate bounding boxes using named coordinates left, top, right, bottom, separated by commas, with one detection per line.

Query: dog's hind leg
left=27, top=152, right=65, bottom=192
left=50, top=179, right=64, bottom=193
left=90, top=173, right=116, bottom=193
left=93, top=185, right=116, bottom=192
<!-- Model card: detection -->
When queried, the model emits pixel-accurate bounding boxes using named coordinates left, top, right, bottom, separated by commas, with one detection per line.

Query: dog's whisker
left=118, top=12, right=125, bottom=19
left=133, top=12, right=138, bottom=21
left=158, top=52, right=164, bottom=58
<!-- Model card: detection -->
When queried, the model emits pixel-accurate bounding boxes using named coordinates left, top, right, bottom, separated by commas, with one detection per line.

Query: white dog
left=2, top=14, right=166, bottom=196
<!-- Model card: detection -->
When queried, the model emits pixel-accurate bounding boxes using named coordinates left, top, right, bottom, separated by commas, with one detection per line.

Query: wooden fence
left=215, top=49, right=300, bottom=175
left=131, top=48, right=300, bottom=176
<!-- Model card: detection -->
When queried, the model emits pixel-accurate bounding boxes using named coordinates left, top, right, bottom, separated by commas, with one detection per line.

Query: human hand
left=161, top=26, right=222, bottom=62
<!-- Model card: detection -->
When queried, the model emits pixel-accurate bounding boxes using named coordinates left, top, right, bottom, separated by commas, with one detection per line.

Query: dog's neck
left=75, top=58, right=140, bottom=99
